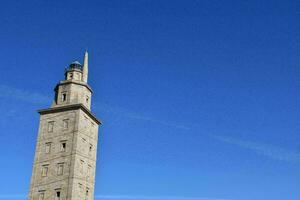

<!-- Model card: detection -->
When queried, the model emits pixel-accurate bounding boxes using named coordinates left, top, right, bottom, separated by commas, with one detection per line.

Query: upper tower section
left=52, top=51, right=92, bottom=110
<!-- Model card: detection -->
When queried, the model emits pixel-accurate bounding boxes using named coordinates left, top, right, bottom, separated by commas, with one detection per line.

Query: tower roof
left=69, top=61, right=83, bottom=70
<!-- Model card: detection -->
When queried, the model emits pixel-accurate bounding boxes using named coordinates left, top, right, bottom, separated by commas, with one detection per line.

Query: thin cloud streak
left=94, top=102, right=190, bottom=131
left=0, top=84, right=189, bottom=130
left=122, top=112, right=190, bottom=130
left=0, top=84, right=51, bottom=105
left=212, top=135, right=300, bottom=163
left=95, top=195, right=230, bottom=200
left=2, top=85, right=300, bottom=164
left=0, top=194, right=26, bottom=199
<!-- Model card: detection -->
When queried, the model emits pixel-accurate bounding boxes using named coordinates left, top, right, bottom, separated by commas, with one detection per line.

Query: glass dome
left=69, top=61, right=83, bottom=70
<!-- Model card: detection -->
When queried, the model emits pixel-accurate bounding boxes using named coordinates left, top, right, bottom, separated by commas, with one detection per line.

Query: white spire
left=83, top=50, right=88, bottom=83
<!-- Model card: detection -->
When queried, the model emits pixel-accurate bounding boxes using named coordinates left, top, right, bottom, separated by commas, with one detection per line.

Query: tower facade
left=28, top=52, right=101, bottom=200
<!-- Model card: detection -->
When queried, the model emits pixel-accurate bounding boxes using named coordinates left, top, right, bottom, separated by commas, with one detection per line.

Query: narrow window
left=48, top=121, right=54, bottom=132
left=86, top=96, right=89, bottom=103
left=57, top=163, right=64, bottom=175
left=61, top=93, right=67, bottom=102
left=80, top=160, right=84, bottom=173
left=87, top=165, right=91, bottom=181
left=78, top=183, right=83, bottom=198
left=85, top=188, right=89, bottom=200
left=41, top=165, right=49, bottom=177
left=45, top=142, right=51, bottom=154
left=81, top=138, right=86, bottom=152
left=55, top=190, right=61, bottom=200
left=60, top=141, right=66, bottom=152
left=89, top=144, right=93, bottom=155
left=38, top=191, right=45, bottom=200
left=63, top=119, right=69, bottom=130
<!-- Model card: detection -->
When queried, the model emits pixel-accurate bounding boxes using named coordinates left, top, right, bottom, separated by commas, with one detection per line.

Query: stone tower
left=28, top=51, right=101, bottom=200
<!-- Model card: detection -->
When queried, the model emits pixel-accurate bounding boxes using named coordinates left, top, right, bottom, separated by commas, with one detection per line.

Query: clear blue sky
left=1, top=1, right=300, bottom=200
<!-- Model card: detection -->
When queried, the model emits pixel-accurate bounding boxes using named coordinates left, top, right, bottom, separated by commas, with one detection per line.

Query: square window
left=48, top=121, right=54, bottom=132
left=60, top=141, right=66, bottom=152
left=41, top=165, right=49, bottom=177
left=63, top=119, right=69, bottom=130
left=45, top=143, right=51, bottom=154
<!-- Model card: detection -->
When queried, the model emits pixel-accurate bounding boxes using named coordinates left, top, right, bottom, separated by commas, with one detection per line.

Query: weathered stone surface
left=28, top=52, right=100, bottom=200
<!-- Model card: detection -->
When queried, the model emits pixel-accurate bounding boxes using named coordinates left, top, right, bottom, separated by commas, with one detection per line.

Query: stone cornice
left=38, top=104, right=101, bottom=125
left=55, top=80, right=93, bottom=93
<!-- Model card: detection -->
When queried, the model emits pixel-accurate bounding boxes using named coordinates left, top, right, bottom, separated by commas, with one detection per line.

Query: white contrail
left=212, top=134, right=300, bottom=163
